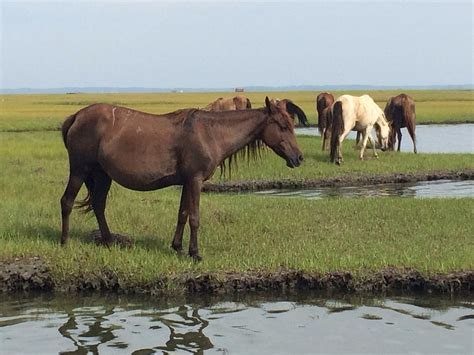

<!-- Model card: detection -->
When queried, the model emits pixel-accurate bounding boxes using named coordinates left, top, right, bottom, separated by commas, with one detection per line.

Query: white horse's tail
left=330, top=101, right=344, bottom=163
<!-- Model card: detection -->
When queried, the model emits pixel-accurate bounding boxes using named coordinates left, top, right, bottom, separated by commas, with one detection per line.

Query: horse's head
left=387, top=121, right=396, bottom=151
left=375, top=114, right=390, bottom=151
left=261, top=97, right=304, bottom=168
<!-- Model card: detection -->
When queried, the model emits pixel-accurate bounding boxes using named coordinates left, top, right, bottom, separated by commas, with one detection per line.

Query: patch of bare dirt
left=0, top=257, right=53, bottom=292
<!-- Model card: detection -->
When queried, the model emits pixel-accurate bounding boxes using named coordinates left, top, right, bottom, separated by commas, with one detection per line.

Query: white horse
left=329, top=95, right=390, bottom=165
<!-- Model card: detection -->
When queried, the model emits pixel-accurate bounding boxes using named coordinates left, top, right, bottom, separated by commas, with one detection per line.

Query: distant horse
left=273, top=99, right=309, bottom=126
left=316, top=93, right=335, bottom=150
left=60, top=98, right=303, bottom=260
left=316, top=92, right=334, bottom=150
left=205, top=96, right=252, bottom=111
left=384, top=93, right=417, bottom=153
left=330, top=95, right=390, bottom=164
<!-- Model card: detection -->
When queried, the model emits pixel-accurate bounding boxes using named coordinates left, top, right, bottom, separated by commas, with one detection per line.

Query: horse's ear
left=265, top=96, right=275, bottom=113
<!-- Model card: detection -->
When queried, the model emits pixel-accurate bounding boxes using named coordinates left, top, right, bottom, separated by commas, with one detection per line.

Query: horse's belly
left=98, top=154, right=182, bottom=191
left=110, top=171, right=182, bottom=191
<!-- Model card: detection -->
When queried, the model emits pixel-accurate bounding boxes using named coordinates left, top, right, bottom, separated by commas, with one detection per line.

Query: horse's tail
left=74, top=175, right=94, bottom=213
left=61, top=114, right=76, bottom=148
left=330, top=101, right=343, bottom=162
left=246, top=98, right=252, bottom=109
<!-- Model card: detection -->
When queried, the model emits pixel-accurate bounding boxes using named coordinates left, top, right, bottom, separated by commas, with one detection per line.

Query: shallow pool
left=296, top=124, right=474, bottom=153
left=1, top=292, right=473, bottom=354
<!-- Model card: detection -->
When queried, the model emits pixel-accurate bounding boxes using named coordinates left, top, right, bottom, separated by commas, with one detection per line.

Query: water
left=255, top=180, right=474, bottom=200
left=1, top=293, right=472, bottom=354
left=296, top=123, right=474, bottom=153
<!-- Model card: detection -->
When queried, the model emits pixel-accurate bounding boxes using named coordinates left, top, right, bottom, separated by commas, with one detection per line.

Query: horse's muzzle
left=287, top=154, right=304, bottom=168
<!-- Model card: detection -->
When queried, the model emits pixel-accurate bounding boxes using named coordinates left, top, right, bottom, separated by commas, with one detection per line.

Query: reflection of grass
left=0, top=90, right=472, bottom=131
left=0, top=131, right=473, bottom=289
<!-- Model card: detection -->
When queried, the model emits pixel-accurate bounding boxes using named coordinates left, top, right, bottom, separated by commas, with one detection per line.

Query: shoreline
left=1, top=120, right=473, bottom=133
left=1, top=257, right=472, bottom=295
left=203, top=170, right=474, bottom=193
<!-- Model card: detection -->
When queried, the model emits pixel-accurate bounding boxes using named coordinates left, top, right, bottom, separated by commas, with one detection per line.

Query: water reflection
left=255, top=180, right=474, bottom=200
left=1, top=292, right=473, bottom=354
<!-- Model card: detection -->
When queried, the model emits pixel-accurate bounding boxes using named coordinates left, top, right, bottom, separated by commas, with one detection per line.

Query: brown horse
left=316, top=93, right=335, bottom=150
left=273, top=99, right=309, bottom=126
left=60, top=98, right=303, bottom=260
left=204, top=95, right=251, bottom=111
left=384, top=93, right=417, bottom=153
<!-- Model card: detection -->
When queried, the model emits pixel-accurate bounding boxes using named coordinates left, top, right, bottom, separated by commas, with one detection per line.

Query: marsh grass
left=1, top=90, right=472, bottom=131
left=0, top=131, right=473, bottom=287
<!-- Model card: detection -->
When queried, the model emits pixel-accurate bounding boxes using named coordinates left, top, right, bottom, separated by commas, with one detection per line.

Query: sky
left=1, top=0, right=472, bottom=89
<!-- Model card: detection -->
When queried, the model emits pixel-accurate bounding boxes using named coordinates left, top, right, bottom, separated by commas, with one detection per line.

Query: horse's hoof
left=190, top=254, right=202, bottom=262
left=172, top=245, right=184, bottom=255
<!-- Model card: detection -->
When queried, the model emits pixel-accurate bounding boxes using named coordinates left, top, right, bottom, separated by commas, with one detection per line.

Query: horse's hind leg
left=397, top=128, right=402, bottom=152
left=406, top=126, right=417, bottom=153
left=87, top=169, right=114, bottom=246
left=60, top=173, right=85, bottom=245
left=171, top=185, right=189, bottom=254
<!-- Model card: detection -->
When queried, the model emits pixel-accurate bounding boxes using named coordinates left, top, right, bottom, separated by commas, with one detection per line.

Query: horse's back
left=316, top=93, right=334, bottom=115
left=334, top=94, right=382, bottom=128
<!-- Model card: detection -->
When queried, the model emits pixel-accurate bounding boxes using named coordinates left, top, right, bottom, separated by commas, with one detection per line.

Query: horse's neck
left=207, top=110, right=266, bottom=160
left=376, top=114, right=387, bottom=127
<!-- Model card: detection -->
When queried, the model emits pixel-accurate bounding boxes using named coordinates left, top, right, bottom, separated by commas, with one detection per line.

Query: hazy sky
left=1, top=0, right=472, bottom=89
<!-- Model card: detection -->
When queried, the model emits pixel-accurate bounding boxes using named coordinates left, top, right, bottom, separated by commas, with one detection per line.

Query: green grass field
left=0, top=91, right=472, bottom=290
left=1, top=128, right=473, bottom=287
left=1, top=90, right=472, bottom=131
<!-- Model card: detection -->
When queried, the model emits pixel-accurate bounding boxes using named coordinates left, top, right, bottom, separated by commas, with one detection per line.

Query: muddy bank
left=1, top=257, right=472, bottom=295
left=203, top=170, right=474, bottom=193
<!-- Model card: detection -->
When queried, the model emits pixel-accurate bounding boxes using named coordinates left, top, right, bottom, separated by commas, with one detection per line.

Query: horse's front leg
left=187, top=178, right=203, bottom=261
left=171, top=185, right=188, bottom=254
left=359, top=128, right=371, bottom=160
left=368, top=132, right=378, bottom=158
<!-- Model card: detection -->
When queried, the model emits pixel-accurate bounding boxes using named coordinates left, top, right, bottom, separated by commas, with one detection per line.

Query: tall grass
left=1, top=90, right=472, bottom=131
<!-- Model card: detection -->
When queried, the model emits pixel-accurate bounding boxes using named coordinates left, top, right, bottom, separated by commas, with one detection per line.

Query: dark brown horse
left=60, top=98, right=303, bottom=260
left=204, top=95, right=251, bottom=111
left=273, top=99, right=309, bottom=126
left=384, top=93, right=417, bottom=153
left=316, top=93, right=335, bottom=150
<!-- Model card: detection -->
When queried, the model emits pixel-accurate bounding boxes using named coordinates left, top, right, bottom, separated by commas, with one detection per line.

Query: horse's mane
left=217, top=108, right=267, bottom=178
left=219, top=138, right=265, bottom=178
left=284, top=100, right=309, bottom=126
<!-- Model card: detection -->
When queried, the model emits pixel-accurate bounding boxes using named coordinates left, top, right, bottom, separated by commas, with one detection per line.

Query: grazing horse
left=384, top=93, right=417, bottom=153
left=205, top=95, right=251, bottom=111
left=273, top=99, right=309, bottom=126
left=316, top=93, right=335, bottom=150
left=60, top=98, right=303, bottom=260
left=330, top=95, right=390, bottom=165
